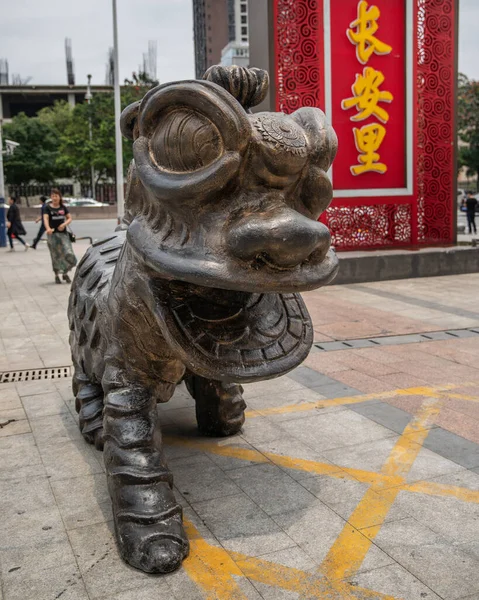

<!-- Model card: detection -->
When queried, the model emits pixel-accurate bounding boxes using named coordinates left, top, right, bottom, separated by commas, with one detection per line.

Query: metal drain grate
left=0, top=366, right=73, bottom=384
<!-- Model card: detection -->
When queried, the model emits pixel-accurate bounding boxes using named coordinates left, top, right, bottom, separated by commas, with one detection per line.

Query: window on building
left=241, top=26, right=247, bottom=35
left=228, top=0, right=236, bottom=42
left=241, top=4, right=247, bottom=13
left=241, top=15, right=247, bottom=23
left=242, top=37, right=248, bottom=42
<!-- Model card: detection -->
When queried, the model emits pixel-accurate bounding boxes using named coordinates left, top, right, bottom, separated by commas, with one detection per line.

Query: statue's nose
left=227, top=209, right=331, bottom=269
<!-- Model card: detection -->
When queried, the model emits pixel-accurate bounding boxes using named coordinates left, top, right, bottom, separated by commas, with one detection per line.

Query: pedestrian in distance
left=43, top=188, right=77, bottom=284
left=6, top=196, right=29, bottom=251
left=31, top=195, right=48, bottom=249
left=466, top=190, right=478, bottom=235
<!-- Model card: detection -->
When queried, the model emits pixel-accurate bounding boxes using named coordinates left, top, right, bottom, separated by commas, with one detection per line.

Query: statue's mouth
left=127, top=219, right=339, bottom=294
left=153, top=282, right=313, bottom=383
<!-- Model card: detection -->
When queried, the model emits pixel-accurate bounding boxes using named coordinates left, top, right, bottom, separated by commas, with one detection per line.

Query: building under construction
left=0, top=37, right=159, bottom=121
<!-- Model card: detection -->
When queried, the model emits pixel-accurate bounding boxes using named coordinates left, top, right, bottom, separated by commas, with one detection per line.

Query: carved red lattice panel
left=274, top=0, right=324, bottom=113
left=322, top=203, right=412, bottom=249
left=273, top=0, right=456, bottom=250
left=416, top=0, right=455, bottom=243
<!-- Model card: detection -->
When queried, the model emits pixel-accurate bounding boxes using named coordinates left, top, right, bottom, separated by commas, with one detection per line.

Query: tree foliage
left=3, top=112, right=60, bottom=185
left=3, top=76, right=157, bottom=187
left=458, top=73, right=479, bottom=190
left=56, top=85, right=151, bottom=184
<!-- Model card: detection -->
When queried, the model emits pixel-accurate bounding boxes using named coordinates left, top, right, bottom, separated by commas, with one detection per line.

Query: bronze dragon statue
left=68, top=66, right=338, bottom=574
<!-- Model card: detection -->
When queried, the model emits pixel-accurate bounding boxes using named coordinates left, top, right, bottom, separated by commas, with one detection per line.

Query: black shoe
left=62, top=274, right=71, bottom=283
left=55, top=275, right=61, bottom=284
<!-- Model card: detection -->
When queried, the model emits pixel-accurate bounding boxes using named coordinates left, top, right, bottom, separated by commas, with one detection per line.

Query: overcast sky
left=0, top=0, right=478, bottom=86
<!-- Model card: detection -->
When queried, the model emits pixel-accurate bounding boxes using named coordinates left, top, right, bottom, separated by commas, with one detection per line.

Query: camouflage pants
left=47, top=232, right=77, bottom=274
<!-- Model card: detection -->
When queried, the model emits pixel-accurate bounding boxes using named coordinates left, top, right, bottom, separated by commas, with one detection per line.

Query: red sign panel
left=331, top=0, right=407, bottom=191
left=274, top=0, right=456, bottom=249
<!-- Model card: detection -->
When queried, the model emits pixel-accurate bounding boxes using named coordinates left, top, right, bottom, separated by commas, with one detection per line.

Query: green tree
left=3, top=112, right=60, bottom=187
left=37, top=100, right=73, bottom=136
left=57, top=81, right=156, bottom=184
left=3, top=78, right=156, bottom=192
left=458, top=73, right=479, bottom=191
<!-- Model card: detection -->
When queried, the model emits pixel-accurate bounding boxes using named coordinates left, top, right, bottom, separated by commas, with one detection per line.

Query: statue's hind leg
left=184, top=373, right=246, bottom=436
left=102, top=364, right=189, bottom=574
left=73, top=366, right=105, bottom=450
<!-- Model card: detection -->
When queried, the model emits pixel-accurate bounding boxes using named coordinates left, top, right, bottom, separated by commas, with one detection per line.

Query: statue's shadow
left=64, top=379, right=312, bottom=569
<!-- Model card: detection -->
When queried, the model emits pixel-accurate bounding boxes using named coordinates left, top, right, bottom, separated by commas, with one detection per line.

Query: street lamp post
left=85, top=74, right=96, bottom=201
left=112, top=0, right=124, bottom=222
left=0, top=120, right=6, bottom=248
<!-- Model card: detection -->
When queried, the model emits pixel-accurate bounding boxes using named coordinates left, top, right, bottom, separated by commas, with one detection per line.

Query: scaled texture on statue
left=68, top=65, right=338, bottom=574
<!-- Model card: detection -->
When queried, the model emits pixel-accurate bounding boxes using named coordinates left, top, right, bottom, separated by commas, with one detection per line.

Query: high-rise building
left=192, top=0, right=229, bottom=79
left=222, top=0, right=249, bottom=68
left=227, top=0, right=249, bottom=44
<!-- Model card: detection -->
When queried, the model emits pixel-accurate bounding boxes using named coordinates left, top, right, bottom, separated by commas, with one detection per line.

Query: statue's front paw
left=116, top=518, right=189, bottom=574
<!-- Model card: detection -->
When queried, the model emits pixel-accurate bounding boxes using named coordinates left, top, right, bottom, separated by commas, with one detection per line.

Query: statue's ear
left=133, top=80, right=253, bottom=202
left=291, top=107, right=338, bottom=172
left=120, top=101, right=140, bottom=140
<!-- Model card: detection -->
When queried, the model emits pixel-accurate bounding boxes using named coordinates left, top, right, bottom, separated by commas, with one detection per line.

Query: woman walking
left=43, top=188, right=77, bottom=284
left=6, top=196, right=29, bottom=251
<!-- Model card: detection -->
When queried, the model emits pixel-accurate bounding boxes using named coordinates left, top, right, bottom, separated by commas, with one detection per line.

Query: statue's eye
left=150, top=109, right=223, bottom=172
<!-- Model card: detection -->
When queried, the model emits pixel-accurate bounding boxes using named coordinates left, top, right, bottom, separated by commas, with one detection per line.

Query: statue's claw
left=109, top=471, right=189, bottom=574
left=116, top=517, right=189, bottom=574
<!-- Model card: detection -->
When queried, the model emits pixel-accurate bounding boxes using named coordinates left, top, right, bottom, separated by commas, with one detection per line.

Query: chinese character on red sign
left=343, top=0, right=393, bottom=175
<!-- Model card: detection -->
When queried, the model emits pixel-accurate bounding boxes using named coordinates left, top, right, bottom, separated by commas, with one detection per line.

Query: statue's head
left=120, top=66, right=338, bottom=383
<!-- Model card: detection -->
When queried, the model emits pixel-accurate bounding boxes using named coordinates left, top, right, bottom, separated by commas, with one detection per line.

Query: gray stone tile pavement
left=362, top=517, right=479, bottom=600
left=3, top=246, right=479, bottom=599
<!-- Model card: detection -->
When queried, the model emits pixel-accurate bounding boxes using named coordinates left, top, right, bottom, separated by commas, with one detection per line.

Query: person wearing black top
left=466, top=191, right=478, bottom=235
left=31, top=195, right=48, bottom=249
left=6, top=196, right=29, bottom=251
left=43, top=188, right=77, bottom=284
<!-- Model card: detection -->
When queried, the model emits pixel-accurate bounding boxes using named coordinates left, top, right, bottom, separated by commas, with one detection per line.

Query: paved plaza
left=2, top=240, right=479, bottom=599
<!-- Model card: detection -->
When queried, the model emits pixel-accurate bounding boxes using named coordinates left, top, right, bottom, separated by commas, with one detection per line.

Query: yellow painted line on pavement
left=182, top=520, right=250, bottom=600
left=171, top=384, right=479, bottom=598
left=165, top=435, right=403, bottom=487
left=166, top=434, right=479, bottom=504
left=438, top=392, right=479, bottom=403
left=381, top=398, right=442, bottom=479
left=319, top=398, right=442, bottom=581
left=401, top=480, right=479, bottom=503
left=245, top=392, right=387, bottom=417
left=244, top=383, right=472, bottom=420
left=231, top=551, right=401, bottom=599
left=182, top=519, right=401, bottom=599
